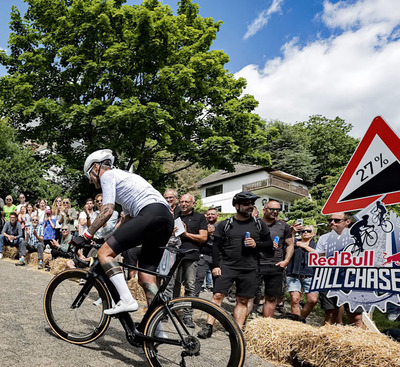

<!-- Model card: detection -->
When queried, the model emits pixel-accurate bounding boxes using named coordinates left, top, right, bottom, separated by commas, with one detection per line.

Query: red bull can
left=244, top=232, right=251, bottom=246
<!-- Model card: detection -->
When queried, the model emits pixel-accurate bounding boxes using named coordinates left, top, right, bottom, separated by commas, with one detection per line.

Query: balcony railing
left=242, top=177, right=309, bottom=197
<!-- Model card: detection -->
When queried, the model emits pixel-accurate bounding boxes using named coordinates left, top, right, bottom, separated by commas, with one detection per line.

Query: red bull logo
left=382, top=252, right=400, bottom=266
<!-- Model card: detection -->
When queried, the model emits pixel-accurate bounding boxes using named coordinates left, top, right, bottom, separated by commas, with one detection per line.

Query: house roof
left=196, top=164, right=302, bottom=187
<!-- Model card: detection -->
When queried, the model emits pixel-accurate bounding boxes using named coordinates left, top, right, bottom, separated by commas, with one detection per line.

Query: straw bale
left=49, top=258, right=71, bottom=274
left=25, top=252, right=39, bottom=265
left=244, top=318, right=400, bottom=367
left=127, top=278, right=147, bottom=302
left=3, top=246, right=19, bottom=259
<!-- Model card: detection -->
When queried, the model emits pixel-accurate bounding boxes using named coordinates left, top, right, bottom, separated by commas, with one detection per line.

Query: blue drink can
left=273, top=236, right=279, bottom=250
left=244, top=232, right=251, bottom=246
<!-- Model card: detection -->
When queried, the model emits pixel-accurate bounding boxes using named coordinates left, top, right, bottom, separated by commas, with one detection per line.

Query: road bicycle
left=43, top=244, right=245, bottom=367
left=344, top=226, right=378, bottom=256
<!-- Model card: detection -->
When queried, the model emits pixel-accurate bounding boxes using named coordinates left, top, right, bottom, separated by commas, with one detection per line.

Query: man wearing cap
left=197, top=191, right=272, bottom=339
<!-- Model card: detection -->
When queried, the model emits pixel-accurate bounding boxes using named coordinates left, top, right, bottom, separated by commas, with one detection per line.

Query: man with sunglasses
left=315, top=212, right=364, bottom=327
left=197, top=192, right=272, bottom=338
left=259, top=200, right=295, bottom=317
left=18, top=215, right=45, bottom=268
left=0, top=212, right=24, bottom=260
left=80, top=149, right=174, bottom=315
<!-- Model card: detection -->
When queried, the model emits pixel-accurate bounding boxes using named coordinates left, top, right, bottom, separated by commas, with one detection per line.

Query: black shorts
left=319, top=291, right=339, bottom=310
left=213, top=266, right=257, bottom=299
left=260, top=266, right=285, bottom=298
left=107, top=203, right=174, bottom=271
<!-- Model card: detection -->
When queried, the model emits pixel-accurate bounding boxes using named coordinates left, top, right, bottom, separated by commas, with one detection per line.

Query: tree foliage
left=0, top=119, right=63, bottom=201
left=0, top=0, right=270, bottom=198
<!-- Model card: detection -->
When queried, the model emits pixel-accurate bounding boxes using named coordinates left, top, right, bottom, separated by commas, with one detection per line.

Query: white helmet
left=84, top=149, right=115, bottom=178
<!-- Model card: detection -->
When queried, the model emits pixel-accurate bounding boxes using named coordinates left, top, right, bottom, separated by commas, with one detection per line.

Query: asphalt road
left=0, top=258, right=275, bottom=367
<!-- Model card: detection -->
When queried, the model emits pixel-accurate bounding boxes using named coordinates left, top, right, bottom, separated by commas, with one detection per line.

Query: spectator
left=286, top=225, right=318, bottom=319
left=198, top=191, right=273, bottom=338
left=315, top=212, right=364, bottom=328
left=93, top=193, right=118, bottom=240
left=26, top=203, right=36, bottom=224
left=50, top=226, right=73, bottom=260
left=194, top=207, right=219, bottom=296
left=51, top=197, right=64, bottom=241
left=3, top=195, right=17, bottom=221
left=167, top=193, right=207, bottom=327
left=43, top=209, right=57, bottom=246
left=61, top=198, right=78, bottom=235
left=16, top=193, right=27, bottom=214
left=17, top=215, right=44, bottom=269
left=0, top=212, right=24, bottom=259
left=78, top=198, right=96, bottom=236
left=163, top=189, right=181, bottom=217
left=259, top=200, right=296, bottom=317
left=37, top=199, right=47, bottom=224
left=17, top=205, right=29, bottom=234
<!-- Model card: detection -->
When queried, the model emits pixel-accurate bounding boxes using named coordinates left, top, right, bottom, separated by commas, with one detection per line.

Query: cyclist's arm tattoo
left=88, top=203, right=114, bottom=236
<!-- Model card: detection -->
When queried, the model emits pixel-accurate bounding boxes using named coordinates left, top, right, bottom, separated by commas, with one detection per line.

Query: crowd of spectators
left=0, top=190, right=379, bottom=330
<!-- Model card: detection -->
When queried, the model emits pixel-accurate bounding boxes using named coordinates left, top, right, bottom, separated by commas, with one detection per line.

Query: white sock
left=109, top=273, right=137, bottom=304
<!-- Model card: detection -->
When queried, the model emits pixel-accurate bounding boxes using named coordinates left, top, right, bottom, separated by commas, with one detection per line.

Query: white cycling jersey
left=100, top=169, right=169, bottom=217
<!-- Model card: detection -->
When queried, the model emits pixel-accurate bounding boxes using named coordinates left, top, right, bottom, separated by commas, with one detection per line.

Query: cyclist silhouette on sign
left=350, top=215, right=374, bottom=252
left=375, top=200, right=387, bottom=226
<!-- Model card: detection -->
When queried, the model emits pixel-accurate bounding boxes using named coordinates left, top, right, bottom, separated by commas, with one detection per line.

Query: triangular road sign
left=322, top=116, right=400, bottom=214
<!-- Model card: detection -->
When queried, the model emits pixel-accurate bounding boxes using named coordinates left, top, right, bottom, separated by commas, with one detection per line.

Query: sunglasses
left=300, top=229, right=313, bottom=234
left=327, top=218, right=345, bottom=223
left=63, top=201, right=70, bottom=204
left=32, top=219, right=38, bottom=222
left=240, top=201, right=255, bottom=206
left=61, top=229, right=69, bottom=231
left=56, top=199, right=62, bottom=202
left=6, top=199, right=12, bottom=201
left=96, top=200, right=102, bottom=203
left=266, top=208, right=281, bottom=212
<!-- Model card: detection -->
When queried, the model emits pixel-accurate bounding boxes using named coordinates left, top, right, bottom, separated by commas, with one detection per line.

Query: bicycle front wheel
left=365, top=230, right=378, bottom=247
left=43, top=269, right=111, bottom=344
left=143, top=297, right=245, bottom=367
left=382, top=220, right=394, bottom=233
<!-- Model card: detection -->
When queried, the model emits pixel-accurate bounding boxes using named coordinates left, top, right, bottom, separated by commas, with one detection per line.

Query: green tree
left=299, top=115, right=359, bottom=182
left=0, top=119, right=62, bottom=201
left=0, top=0, right=270, bottom=196
left=262, top=120, right=319, bottom=182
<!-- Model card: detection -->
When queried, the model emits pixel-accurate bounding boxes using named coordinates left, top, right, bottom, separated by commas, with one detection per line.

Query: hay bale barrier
left=244, top=318, right=400, bottom=367
left=127, top=277, right=147, bottom=303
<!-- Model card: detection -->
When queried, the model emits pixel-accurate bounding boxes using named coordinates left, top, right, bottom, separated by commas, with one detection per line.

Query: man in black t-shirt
left=198, top=192, right=272, bottom=339
left=194, top=207, right=219, bottom=296
left=166, top=193, right=207, bottom=328
left=259, top=200, right=295, bottom=317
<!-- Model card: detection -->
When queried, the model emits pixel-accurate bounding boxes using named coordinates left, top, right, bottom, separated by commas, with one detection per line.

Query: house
left=196, top=164, right=309, bottom=213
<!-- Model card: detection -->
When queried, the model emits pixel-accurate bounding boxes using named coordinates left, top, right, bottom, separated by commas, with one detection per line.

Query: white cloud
left=236, top=0, right=400, bottom=138
left=243, top=0, right=283, bottom=40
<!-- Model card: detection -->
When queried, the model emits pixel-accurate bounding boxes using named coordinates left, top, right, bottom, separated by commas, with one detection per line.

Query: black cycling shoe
left=183, top=316, right=195, bottom=328
left=197, top=324, right=213, bottom=339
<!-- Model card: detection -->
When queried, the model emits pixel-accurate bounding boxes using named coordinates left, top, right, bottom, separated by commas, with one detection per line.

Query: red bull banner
left=309, top=199, right=400, bottom=312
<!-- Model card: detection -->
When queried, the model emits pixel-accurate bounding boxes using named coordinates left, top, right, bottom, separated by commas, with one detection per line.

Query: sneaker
left=93, top=297, right=103, bottom=306
left=0, top=253, right=3, bottom=259
left=198, top=324, right=213, bottom=339
left=183, top=316, right=195, bottom=329
left=154, top=323, right=168, bottom=339
left=15, top=260, right=25, bottom=266
left=79, top=278, right=86, bottom=285
left=38, top=261, right=43, bottom=269
left=104, top=299, right=139, bottom=315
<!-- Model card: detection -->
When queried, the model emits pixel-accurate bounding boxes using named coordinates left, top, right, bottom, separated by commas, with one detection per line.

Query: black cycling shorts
left=107, top=203, right=174, bottom=271
left=260, top=266, right=285, bottom=298
left=213, top=266, right=258, bottom=299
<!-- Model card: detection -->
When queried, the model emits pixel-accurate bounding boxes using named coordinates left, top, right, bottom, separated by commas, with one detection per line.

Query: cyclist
left=349, top=215, right=373, bottom=252
left=375, top=200, right=387, bottom=226
left=79, top=149, right=174, bottom=315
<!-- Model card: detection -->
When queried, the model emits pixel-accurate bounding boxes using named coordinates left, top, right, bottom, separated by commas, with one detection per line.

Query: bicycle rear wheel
left=143, top=297, right=245, bottom=367
left=344, top=243, right=361, bottom=256
left=43, top=269, right=111, bottom=344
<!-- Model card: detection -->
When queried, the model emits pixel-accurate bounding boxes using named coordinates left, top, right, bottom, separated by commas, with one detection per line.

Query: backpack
left=222, top=216, right=263, bottom=240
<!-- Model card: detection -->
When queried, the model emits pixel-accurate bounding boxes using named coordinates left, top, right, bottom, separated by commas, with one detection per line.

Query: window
left=206, top=184, right=223, bottom=197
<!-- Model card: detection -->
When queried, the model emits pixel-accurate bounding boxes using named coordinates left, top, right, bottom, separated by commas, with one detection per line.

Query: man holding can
left=197, top=191, right=273, bottom=338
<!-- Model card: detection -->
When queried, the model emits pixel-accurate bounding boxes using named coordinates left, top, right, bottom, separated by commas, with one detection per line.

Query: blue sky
left=1, top=0, right=400, bottom=138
